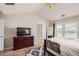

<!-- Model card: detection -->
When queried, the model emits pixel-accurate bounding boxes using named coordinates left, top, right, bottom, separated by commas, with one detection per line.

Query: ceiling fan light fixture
left=49, top=3, right=52, bottom=8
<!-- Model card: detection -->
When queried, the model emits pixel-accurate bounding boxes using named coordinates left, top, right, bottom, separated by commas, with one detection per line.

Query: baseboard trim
left=5, top=47, right=13, bottom=50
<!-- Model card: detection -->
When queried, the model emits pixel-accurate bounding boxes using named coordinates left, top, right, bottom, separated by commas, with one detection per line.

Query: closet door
left=1, top=20, right=4, bottom=36
left=0, top=37, right=4, bottom=51
left=37, top=24, right=43, bottom=47
left=0, top=20, right=4, bottom=51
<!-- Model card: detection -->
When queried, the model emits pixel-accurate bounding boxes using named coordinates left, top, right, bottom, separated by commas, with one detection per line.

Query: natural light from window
left=55, top=22, right=78, bottom=40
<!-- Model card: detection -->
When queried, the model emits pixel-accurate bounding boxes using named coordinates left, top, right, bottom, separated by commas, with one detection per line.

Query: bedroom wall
left=47, top=15, right=79, bottom=38
left=0, top=10, right=4, bottom=19
left=47, top=21, right=53, bottom=36
left=4, top=13, right=47, bottom=49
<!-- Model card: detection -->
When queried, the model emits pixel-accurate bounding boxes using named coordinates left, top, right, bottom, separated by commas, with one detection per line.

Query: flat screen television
left=17, top=27, right=31, bottom=36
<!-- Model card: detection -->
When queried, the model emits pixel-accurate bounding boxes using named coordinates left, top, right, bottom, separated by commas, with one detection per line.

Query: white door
left=37, top=24, right=43, bottom=47
left=0, top=20, right=4, bottom=36
left=0, top=20, right=4, bottom=51
left=0, top=37, right=4, bottom=51
left=1, top=20, right=4, bottom=36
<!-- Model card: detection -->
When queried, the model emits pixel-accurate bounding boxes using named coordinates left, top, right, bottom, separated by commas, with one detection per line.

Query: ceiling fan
left=49, top=3, right=53, bottom=8
left=47, top=3, right=57, bottom=8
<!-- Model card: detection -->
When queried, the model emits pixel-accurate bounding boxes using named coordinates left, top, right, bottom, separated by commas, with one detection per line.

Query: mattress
left=47, top=37, right=79, bottom=56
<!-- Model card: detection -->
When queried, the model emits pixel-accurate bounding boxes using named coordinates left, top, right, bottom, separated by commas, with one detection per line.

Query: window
left=55, top=22, right=78, bottom=39
left=65, top=23, right=77, bottom=39
left=55, top=24, right=63, bottom=38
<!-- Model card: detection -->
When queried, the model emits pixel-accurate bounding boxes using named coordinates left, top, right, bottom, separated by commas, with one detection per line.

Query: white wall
left=0, top=10, right=4, bottom=19
left=4, top=13, right=47, bottom=49
left=47, top=21, right=53, bottom=36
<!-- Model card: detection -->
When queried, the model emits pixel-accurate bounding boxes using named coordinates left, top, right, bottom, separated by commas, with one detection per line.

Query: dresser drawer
left=13, top=36, right=34, bottom=50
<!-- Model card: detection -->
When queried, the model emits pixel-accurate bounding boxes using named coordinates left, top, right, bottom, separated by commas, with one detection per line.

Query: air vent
left=5, top=3, right=15, bottom=5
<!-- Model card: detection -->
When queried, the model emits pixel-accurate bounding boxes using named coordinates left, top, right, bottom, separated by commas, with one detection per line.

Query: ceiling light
left=48, top=3, right=56, bottom=8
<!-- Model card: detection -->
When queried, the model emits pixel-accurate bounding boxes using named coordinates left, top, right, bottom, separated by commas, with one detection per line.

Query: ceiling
left=37, top=3, right=79, bottom=20
left=0, top=3, right=79, bottom=21
left=0, top=3, right=45, bottom=14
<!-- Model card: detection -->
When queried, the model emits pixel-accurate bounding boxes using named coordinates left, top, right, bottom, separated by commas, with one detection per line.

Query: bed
left=45, top=37, right=79, bottom=56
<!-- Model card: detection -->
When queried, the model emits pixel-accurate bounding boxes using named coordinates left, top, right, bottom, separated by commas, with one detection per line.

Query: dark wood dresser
left=13, top=36, right=34, bottom=50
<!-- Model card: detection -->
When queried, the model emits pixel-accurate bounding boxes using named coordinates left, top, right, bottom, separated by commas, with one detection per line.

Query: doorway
left=37, top=24, right=43, bottom=47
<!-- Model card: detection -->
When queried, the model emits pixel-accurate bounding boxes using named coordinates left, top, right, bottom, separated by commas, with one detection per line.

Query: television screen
left=17, top=27, right=31, bottom=36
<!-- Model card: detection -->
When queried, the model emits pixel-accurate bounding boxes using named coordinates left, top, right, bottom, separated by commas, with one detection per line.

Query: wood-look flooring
left=0, top=46, right=34, bottom=56
left=0, top=43, right=43, bottom=56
